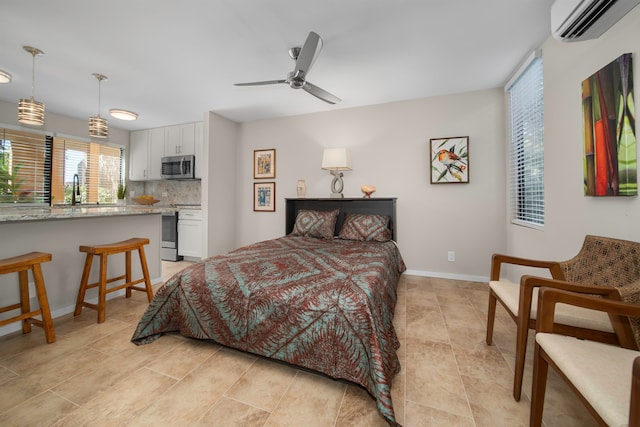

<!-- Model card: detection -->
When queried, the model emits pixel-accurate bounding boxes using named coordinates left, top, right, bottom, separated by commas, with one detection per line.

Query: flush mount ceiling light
left=89, top=73, right=108, bottom=138
left=109, top=109, right=138, bottom=121
left=18, top=46, right=45, bottom=125
left=0, top=69, right=11, bottom=83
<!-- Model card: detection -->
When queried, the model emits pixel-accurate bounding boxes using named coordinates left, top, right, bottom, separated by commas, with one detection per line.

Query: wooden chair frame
left=531, top=288, right=640, bottom=427
left=486, top=250, right=637, bottom=401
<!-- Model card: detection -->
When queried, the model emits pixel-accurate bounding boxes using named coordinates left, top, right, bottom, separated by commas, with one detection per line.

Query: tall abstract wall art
left=582, top=53, right=637, bottom=196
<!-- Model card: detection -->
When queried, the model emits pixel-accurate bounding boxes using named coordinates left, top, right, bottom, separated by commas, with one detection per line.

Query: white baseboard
left=0, top=276, right=163, bottom=338
left=403, top=269, right=489, bottom=283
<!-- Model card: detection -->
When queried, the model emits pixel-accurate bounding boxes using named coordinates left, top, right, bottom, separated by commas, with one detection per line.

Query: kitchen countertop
left=173, top=204, right=201, bottom=210
left=0, top=204, right=166, bottom=223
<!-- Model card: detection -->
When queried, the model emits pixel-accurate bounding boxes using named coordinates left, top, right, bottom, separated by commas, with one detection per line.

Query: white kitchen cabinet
left=148, top=127, right=164, bottom=180
left=129, top=130, right=149, bottom=181
left=165, top=123, right=195, bottom=156
left=130, top=122, right=201, bottom=181
left=178, top=209, right=202, bottom=259
left=129, top=128, right=164, bottom=181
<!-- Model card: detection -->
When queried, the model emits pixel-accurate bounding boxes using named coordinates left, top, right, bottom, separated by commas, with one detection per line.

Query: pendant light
left=89, top=73, right=108, bottom=138
left=18, top=46, right=45, bottom=125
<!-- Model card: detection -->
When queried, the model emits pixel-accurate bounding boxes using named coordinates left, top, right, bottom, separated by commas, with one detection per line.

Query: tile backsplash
left=128, top=180, right=201, bottom=205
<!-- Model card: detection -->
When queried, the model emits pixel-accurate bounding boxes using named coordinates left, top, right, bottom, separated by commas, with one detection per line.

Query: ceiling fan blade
left=303, top=81, right=341, bottom=104
left=294, top=31, right=322, bottom=77
left=234, top=80, right=286, bottom=86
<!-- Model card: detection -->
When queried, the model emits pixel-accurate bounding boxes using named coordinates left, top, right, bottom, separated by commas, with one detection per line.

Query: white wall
left=504, top=5, right=640, bottom=269
left=202, top=111, right=240, bottom=257
left=236, top=89, right=506, bottom=280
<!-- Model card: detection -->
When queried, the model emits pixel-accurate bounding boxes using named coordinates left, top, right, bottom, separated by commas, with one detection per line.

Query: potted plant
left=116, top=182, right=127, bottom=205
left=0, top=163, right=25, bottom=203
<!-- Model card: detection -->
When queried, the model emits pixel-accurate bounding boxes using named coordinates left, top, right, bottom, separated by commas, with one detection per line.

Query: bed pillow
left=290, top=209, right=339, bottom=239
left=338, top=213, right=392, bottom=242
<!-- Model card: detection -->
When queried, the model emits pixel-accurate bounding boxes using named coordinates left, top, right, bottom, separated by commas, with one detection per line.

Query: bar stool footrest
left=0, top=309, right=43, bottom=327
left=0, top=303, right=23, bottom=314
left=81, top=302, right=99, bottom=311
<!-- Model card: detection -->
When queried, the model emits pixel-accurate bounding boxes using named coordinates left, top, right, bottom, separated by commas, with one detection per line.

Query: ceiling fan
left=235, top=31, right=341, bottom=104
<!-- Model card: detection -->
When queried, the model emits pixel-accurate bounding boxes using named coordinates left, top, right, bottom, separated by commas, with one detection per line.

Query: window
left=51, top=137, right=124, bottom=205
left=507, top=51, right=544, bottom=227
left=0, top=128, right=124, bottom=206
left=0, top=128, right=51, bottom=205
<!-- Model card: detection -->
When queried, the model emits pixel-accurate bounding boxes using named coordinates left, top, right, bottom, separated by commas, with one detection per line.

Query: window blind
left=0, top=128, right=51, bottom=205
left=51, top=137, right=124, bottom=205
left=507, top=54, right=544, bottom=227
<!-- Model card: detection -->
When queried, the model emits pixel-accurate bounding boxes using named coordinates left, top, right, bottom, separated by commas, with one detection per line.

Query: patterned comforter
left=132, top=235, right=406, bottom=425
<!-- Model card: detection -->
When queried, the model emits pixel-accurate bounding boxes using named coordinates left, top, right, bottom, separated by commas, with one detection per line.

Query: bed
left=132, top=198, right=406, bottom=425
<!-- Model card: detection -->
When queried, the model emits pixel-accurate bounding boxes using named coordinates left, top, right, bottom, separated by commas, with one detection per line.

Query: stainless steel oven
left=161, top=211, right=182, bottom=261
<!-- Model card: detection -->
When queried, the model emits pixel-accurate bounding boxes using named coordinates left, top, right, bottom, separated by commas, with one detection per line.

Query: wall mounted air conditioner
left=551, top=0, right=640, bottom=41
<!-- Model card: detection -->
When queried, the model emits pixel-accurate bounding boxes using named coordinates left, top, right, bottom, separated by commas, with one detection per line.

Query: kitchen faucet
left=72, top=173, right=81, bottom=205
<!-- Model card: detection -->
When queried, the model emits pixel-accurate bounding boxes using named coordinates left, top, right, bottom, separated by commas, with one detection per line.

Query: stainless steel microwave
left=161, top=155, right=196, bottom=179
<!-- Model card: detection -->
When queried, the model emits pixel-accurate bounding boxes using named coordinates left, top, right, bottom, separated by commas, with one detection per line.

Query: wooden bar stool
left=74, top=237, right=153, bottom=323
left=0, top=252, right=55, bottom=343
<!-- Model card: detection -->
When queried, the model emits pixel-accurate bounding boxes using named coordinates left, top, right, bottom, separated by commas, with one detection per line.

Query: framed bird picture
left=430, top=136, right=469, bottom=184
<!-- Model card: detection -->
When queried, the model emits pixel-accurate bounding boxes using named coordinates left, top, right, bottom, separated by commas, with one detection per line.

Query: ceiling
left=0, top=0, right=555, bottom=132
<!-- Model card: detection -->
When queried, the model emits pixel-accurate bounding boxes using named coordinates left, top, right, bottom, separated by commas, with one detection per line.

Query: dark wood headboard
left=285, top=198, right=397, bottom=241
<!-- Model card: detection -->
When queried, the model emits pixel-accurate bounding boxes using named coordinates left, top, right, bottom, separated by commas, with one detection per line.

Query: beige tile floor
left=0, top=262, right=597, bottom=426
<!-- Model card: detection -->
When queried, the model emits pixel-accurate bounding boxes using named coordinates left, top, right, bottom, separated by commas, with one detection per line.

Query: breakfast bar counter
left=0, top=206, right=163, bottom=338
left=0, top=205, right=167, bottom=222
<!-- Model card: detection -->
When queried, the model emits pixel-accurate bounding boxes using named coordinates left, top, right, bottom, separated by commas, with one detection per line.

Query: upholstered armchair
left=530, top=287, right=640, bottom=427
left=485, top=235, right=640, bottom=401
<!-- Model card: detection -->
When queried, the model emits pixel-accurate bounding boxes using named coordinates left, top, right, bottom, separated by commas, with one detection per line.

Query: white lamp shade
left=321, top=148, right=352, bottom=170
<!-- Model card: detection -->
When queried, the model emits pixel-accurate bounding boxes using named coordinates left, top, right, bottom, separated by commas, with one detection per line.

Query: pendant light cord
left=30, top=51, right=36, bottom=99
left=92, top=73, right=107, bottom=118
left=97, top=78, right=101, bottom=118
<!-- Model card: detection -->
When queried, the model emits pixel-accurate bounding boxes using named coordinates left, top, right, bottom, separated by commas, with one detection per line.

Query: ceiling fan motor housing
left=288, top=47, right=301, bottom=60
left=286, top=71, right=306, bottom=89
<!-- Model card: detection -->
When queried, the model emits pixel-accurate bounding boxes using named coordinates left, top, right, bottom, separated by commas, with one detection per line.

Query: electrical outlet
left=447, top=251, right=456, bottom=262
left=129, top=191, right=135, bottom=198
left=162, top=192, right=168, bottom=197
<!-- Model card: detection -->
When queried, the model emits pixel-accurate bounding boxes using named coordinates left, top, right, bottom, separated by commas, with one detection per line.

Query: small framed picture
left=254, top=182, right=276, bottom=212
left=254, top=149, right=276, bottom=179
left=430, top=136, right=469, bottom=184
